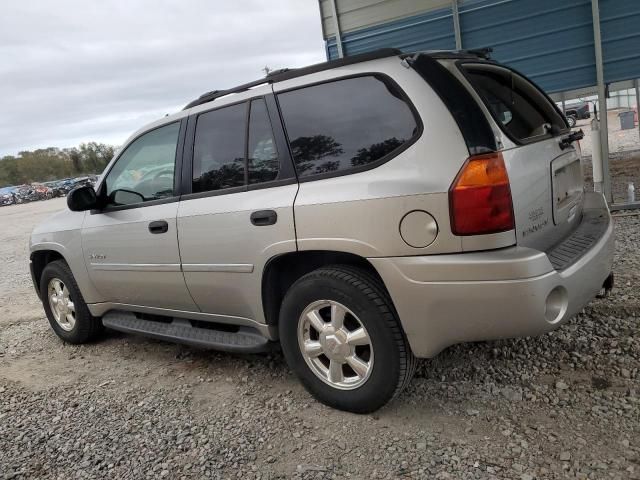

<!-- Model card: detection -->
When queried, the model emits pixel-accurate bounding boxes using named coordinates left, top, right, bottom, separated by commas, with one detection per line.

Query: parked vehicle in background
left=32, top=183, right=54, bottom=200
left=0, top=187, right=17, bottom=206
left=71, top=176, right=94, bottom=189
left=43, top=181, right=67, bottom=198
left=15, top=185, right=38, bottom=203
left=30, top=49, right=614, bottom=413
left=0, top=174, right=99, bottom=206
left=562, top=101, right=590, bottom=127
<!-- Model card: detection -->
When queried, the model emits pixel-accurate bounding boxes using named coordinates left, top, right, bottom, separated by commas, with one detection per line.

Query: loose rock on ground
left=1, top=198, right=639, bottom=479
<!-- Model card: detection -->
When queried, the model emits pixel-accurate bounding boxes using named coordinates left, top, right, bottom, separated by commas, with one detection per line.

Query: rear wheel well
left=31, top=250, right=65, bottom=293
left=262, top=251, right=386, bottom=327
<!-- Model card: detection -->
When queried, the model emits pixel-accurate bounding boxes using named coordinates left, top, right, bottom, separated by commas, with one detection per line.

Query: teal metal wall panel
left=600, top=0, right=640, bottom=85
left=458, top=0, right=596, bottom=93
left=326, top=6, right=456, bottom=60
left=325, top=0, right=640, bottom=94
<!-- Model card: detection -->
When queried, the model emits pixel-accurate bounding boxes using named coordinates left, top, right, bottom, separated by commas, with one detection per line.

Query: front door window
left=104, top=122, right=180, bottom=206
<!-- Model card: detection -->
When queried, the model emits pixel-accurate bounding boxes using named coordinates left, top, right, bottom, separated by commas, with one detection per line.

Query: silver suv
left=30, top=49, right=614, bottom=412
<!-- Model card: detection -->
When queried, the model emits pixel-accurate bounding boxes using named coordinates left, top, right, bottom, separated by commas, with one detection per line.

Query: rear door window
left=192, top=103, right=247, bottom=193
left=277, top=76, right=419, bottom=178
left=461, top=63, right=567, bottom=143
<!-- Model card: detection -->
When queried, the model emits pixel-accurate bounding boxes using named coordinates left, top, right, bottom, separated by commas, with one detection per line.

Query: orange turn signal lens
left=449, top=152, right=515, bottom=236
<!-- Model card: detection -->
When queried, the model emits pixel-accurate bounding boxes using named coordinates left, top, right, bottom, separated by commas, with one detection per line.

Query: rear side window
left=277, top=76, right=419, bottom=178
left=461, top=63, right=567, bottom=143
left=193, top=103, right=247, bottom=193
left=248, top=98, right=279, bottom=184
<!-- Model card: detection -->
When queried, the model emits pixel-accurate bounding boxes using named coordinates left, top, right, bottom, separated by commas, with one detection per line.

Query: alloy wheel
left=297, top=300, right=374, bottom=390
left=47, top=278, right=76, bottom=331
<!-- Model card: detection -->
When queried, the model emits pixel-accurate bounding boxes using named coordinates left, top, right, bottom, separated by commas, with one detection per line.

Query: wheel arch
left=30, top=249, right=66, bottom=298
left=30, top=244, right=102, bottom=304
left=261, top=250, right=391, bottom=327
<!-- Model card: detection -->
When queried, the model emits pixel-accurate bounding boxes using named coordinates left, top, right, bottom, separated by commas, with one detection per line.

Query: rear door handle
left=250, top=210, right=277, bottom=226
left=148, top=220, right=169, bottom=234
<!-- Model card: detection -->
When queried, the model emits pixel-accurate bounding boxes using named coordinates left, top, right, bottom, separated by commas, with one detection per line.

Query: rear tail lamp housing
left=449, top=152, right=515, bottom=236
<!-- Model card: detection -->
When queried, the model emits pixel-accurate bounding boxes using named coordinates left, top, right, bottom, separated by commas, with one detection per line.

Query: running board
left=102, top=311, right=273, bottom=353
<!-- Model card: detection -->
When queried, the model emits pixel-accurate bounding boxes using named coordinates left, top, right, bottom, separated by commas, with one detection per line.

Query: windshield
left=461, top=63, right=567, bottom=143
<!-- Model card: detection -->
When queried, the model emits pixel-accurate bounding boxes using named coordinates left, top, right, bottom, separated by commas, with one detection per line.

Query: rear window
left=277, top=75, right=419, bottom=178
left=461, top=63, right=567, bottom=143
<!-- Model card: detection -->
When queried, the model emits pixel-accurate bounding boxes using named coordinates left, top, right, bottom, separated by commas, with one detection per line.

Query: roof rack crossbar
left=183, top=48, right=403, bottom=110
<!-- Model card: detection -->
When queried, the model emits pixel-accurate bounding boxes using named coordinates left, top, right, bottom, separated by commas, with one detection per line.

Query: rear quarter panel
left=274, top=57, right=471, bottom=257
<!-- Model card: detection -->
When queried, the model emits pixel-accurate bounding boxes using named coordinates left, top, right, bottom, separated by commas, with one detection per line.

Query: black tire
left=566, top=115, right=577, bottom=128
left=40, top=260, right=103, bottom=344
left=279, top=265, right=416, bottom=413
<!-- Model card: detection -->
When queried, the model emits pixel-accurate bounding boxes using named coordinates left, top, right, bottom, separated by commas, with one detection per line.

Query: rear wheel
left=279, top=265, right=415, bottom=413
left=40, top=260, right=103, bottom=344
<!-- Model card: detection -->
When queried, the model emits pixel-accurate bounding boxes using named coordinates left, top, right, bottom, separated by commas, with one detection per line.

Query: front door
left=82, top=121, right=197, bottom=311
left=177, top=93, right=298, bottom=322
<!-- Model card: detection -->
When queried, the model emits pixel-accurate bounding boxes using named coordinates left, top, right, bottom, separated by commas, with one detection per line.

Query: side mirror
left=67, top=185, right=97, bottom=211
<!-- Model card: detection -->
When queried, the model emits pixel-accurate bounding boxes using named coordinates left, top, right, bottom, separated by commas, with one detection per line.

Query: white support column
left=452, top=0, right=462, bottom=50
left=329, top=0, right=344, bottom=58
left=591, top=0, right=611, bottom=202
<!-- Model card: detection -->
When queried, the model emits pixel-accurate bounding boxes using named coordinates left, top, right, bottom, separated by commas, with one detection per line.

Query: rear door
left=458, top=62, right=583, bottom=251
left=177, top=91, right=297, bottom=323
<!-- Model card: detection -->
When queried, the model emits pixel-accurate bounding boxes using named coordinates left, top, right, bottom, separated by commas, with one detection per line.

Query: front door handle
left=148, top=220, right=169, bottom=234
left=250, top=210, right=277, bottom=226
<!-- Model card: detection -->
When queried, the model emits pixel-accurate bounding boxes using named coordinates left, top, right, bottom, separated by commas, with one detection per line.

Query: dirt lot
left=583, top=152, right=640, bottom=204
left=1, top=198, right=639, bottom=479
left=575, top=110, right=639, bottom=159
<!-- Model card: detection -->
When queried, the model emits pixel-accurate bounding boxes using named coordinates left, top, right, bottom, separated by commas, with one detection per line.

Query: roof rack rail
left=402, top=48, right=494, bottom=61
left=183, top=79, right=272, bottom=109
left=265, top=68, right=291, bottom=78
left=183, top=48, right=402, bottom=110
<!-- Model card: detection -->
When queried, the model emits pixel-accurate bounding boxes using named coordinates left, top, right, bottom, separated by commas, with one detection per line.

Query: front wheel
left=279, top=266, right=416, bottom=413
left=566, top=115, right=577, bottom=128
left=40, top=260, right=103, bottom=344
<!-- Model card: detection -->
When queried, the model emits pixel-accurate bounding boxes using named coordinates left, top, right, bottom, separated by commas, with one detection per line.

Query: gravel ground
left=582, top=152, right=640, bottom=204
left=1, top=199, right=639, bottom=480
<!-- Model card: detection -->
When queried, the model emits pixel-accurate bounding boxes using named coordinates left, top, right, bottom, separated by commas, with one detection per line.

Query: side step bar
left=102, top=311, right=273, bottom=353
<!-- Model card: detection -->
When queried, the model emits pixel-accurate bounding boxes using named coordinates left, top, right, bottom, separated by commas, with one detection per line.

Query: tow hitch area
left=597, top=272, right=614, bottom=298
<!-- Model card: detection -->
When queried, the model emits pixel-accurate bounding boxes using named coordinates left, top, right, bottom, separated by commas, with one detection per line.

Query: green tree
left=0, top=142, right=117, bottom=187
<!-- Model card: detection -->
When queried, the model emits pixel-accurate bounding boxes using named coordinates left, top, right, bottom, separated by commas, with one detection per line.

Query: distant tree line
left=0, top=142, right=116, bottom=187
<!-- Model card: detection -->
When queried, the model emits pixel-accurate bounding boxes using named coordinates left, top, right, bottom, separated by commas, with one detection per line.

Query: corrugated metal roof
left=326, top=5, right=456, bottom=59
left=600, top=0, right=640, bottom=85
left=457, top=0, right=597, bottom=93
left=320, top=0, right=451, bottom=37
left=323, top=0, right=640, bottom=94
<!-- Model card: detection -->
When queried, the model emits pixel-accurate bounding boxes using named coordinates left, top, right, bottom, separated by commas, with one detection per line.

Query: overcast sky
left=0, top=0, right=326, bottom=156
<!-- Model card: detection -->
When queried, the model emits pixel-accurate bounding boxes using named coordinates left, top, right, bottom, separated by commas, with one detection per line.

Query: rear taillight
left=449, top=152, right=514, bottom=236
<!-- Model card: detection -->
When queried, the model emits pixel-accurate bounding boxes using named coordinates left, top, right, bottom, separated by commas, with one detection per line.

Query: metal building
left=318, top=0, right=640, bottom=208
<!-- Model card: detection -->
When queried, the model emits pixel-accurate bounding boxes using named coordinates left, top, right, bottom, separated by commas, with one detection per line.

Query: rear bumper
left=370, top=192, right=614, bottom=358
